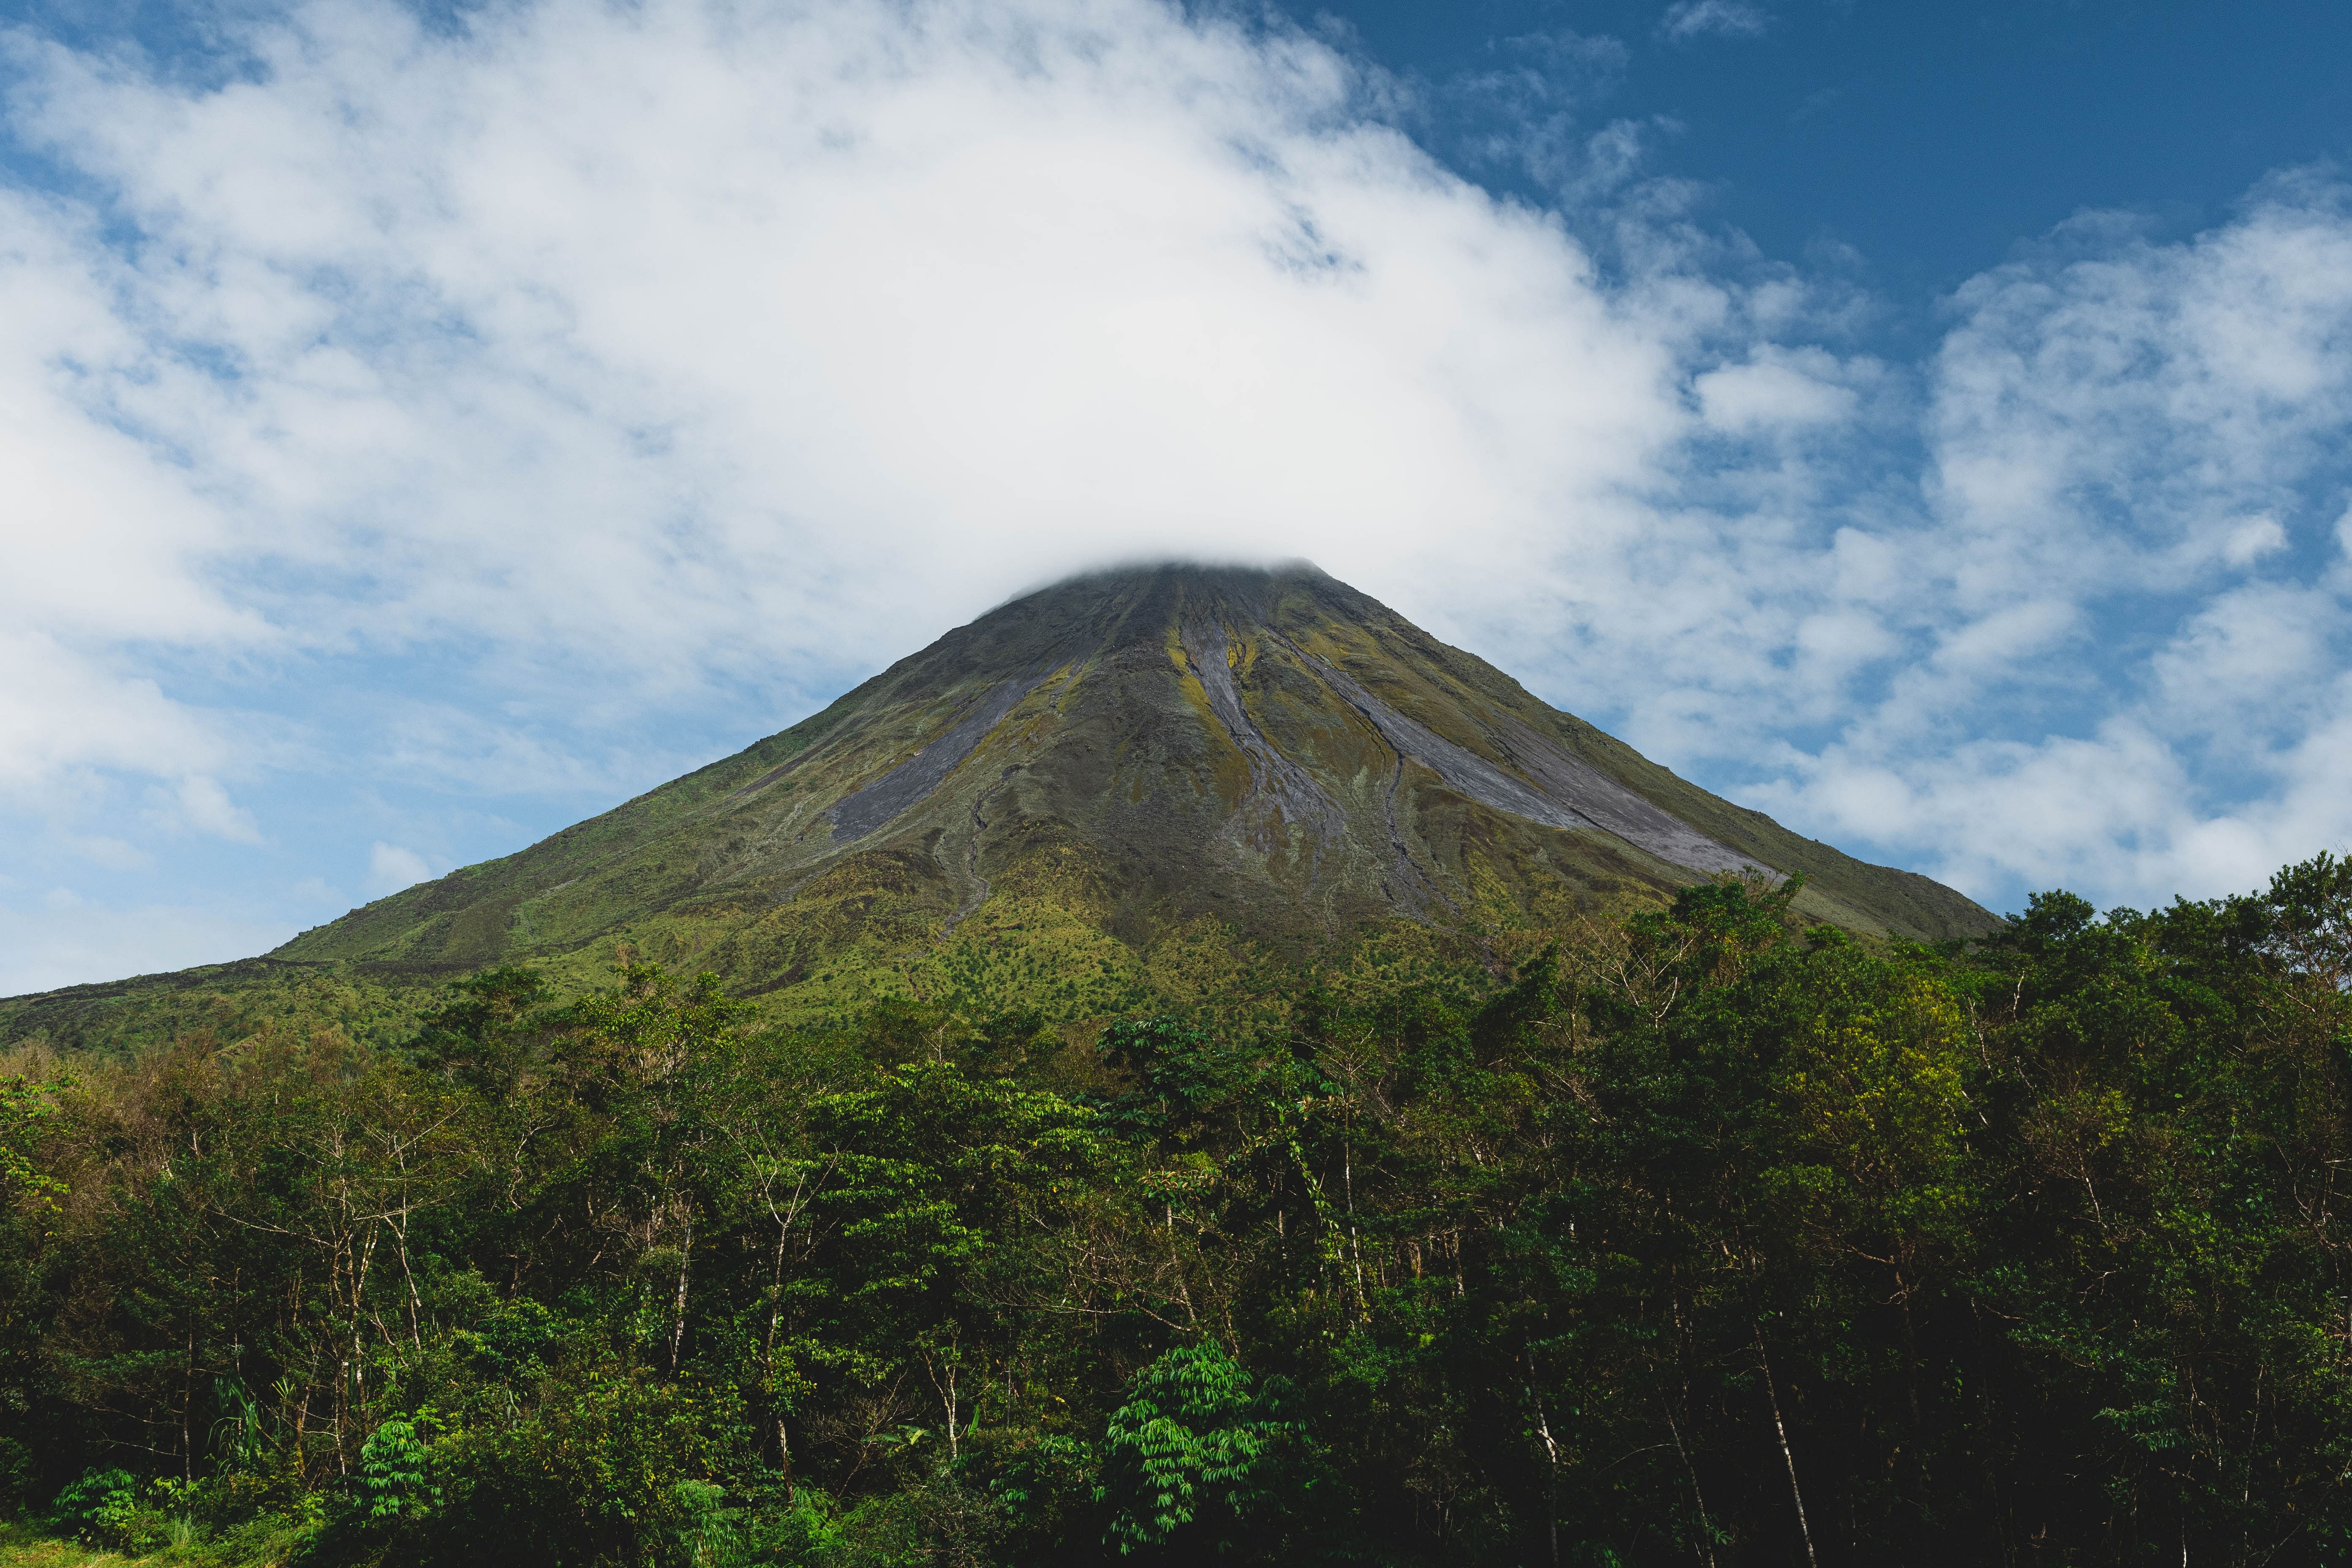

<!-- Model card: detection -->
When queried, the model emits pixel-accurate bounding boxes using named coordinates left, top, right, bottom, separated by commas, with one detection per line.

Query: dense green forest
left=2, top=858, right=2348, bottom=1566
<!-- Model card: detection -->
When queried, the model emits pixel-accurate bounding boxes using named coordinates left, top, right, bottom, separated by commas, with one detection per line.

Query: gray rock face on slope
left=1289, top=640, right=1770, bottom=879
left=828, top=670, right=1052, bottom=844
left=1179, top=620, right=1348, bottom=860
left=822, top=607, right=1770, bottom=884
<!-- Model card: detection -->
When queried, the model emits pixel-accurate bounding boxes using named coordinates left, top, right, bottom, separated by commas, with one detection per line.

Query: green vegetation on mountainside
left=0, top=855, right=2344, bottom=1565
left=0, top=841, right=1594, bottom=1059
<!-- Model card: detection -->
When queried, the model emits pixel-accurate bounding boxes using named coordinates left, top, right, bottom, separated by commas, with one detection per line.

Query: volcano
left=4, top=562, right=1994, bottom=1048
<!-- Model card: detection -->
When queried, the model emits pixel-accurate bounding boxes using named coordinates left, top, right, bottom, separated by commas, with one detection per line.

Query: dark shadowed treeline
left=2, top=858, right=2350, bottom=1565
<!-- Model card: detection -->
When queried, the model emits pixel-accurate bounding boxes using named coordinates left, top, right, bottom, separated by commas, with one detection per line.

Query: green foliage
left=1097, top=1341, right=1297, bottom=1555
left=47, top=1467, right=136, bottom=1545
left=358, top=1411, right=441, bottom=1522
left=1095, top=1017, right=1240, bottom=1143
left=0, top=1075, right=65, bottom=1214
left=5, top=858, right=2352, bottom=1564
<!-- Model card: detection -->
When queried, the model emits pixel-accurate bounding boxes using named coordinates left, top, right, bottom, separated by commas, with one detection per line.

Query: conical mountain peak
left=3, top=561, right=1994, bottom=1047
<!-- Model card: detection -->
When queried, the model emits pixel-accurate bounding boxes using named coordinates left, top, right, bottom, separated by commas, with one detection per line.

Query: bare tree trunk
left=1756, top=1328, right=1820, bottom=1568
left=183, top=1315, right=196, bottom=1483
left=395, top=1211, right=424, bottom=1353
left=1663, top=1399, right=1718, bottom=1568
left=1527, top=1350, right=1561, bottom=1568
left=943, top=1361, right=959, bottom=1461
left=754, top=1161, right=820, bottom=1497
left=669, top=1208, right=695, bottom=1374
left=1343, top=1135, right=1367, bottom=1309
left=343, top=1221, right=378, bottom=1473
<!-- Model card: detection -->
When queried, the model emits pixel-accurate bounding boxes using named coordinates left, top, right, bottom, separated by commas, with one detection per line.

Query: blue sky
left=1325, top=0, right=2352, bottom=303
left=3, top=0, right=2350, bottom=993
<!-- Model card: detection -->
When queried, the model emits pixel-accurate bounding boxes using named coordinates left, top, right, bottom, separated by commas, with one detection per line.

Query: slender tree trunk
left=1169, top=1228, right=1198, bottom=1325
left=1756, top=1328, right=1819, bottom=1568
left=344, top=1221, right=378, bottom=1472
left=2243, top=1361, right=2265, bottom=1563
left=1663, top=1399, right=1718, bottom=1568
left=1665, top=1277, right=1719, bottom=1568
left=758, top=1165, right=818, bottom=1496
left=1343, top=1135, right=1367, bottom=1309
left=393, top=1203, right=425, bottom=1353
left=670, top=1209, right=695, bottom=1374
left=943, top=1361, right=959, bottom=1461
left=183, top=1315, right=196, bottom=1483
left=1527, top=1350, right=1561, bottom=1568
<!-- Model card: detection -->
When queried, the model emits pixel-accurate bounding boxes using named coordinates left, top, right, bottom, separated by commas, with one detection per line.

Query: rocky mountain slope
left=3, top=562, right=1995, bottom=1051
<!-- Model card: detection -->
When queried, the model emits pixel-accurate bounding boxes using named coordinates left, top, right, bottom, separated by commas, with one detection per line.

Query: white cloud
left=2, top=0, right=1710, bottom=693
left=1761, top=174, right=2352, bottom=906
left=368, top=842, right=433, bottom=894
left=1808, top=721, right=2202, bottom=901
left=2220, top=514, right=2288, bottom=566
left=1930, top=600, right=2080, bottom=677
left=166, top=776, right=264, bottom=844
left=1925, top=177, right=2352, bottom=610
left=1694, top=348, right=1859, bottom=433
left=60, top=834, right=148, bottom=871
left=0, top=631, right=241, bottom=805
left=2148, top=583, right=2340, bottom=740
left=1660, top=1, right=1770, bottom=42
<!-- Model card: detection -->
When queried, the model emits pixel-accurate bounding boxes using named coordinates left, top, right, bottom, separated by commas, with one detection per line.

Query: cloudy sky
left=4, top=0, right=2350, bottom=994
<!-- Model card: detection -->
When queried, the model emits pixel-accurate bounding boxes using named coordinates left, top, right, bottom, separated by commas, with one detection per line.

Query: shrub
left=359, top=1411, right=444, bottom=1522
left=49, top=1466, right=138, bottom=1546
left=1096, top=1341, right=1298, bottom=1556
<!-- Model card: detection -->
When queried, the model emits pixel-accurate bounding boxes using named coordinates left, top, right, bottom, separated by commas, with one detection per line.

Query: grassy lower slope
left=0, top=825, right=1634, bottom=1058
left=271, top=689, right=868, bottom=971
left=0, top=961, right=433, bottom=1061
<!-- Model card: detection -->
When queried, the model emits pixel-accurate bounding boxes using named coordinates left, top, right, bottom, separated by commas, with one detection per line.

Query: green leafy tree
left=1097, top=1340, right=1298, bottom=1557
